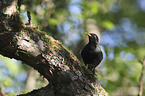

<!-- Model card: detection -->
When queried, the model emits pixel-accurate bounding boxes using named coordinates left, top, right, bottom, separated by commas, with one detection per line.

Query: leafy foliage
left=0, top=0, right=145, bottom=95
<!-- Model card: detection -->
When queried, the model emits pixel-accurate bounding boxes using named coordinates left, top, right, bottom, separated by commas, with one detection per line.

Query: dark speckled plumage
left=81, top=33, right=103, bottom=73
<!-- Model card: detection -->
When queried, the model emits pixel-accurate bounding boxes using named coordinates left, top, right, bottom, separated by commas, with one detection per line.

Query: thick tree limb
left=138, top=58, right=145, bottom=96
left=0, top=0, right=108, bottom=95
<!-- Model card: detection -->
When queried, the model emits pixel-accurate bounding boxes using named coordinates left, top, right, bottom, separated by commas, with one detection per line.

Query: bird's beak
left=85, top=32, right=91, bottom=36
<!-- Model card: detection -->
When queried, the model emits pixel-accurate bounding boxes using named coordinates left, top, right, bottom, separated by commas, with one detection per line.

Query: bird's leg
left=92, top=67, right=98, bottom=74
left=88, top=65, right=97, bottom=74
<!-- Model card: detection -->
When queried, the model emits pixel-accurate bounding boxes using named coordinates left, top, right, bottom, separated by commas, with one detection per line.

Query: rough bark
left=0, top=0, right=108, bottom=96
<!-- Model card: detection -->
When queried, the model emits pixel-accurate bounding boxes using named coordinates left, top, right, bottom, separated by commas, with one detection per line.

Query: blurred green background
left=0, top=0, right=145, bottom=95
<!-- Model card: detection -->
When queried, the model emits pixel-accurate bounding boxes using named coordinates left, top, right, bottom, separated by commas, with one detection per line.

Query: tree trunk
left=0, top=0, right=108, bottom=95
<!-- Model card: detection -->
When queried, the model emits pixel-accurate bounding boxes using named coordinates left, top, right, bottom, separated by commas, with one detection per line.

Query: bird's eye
left=94, top=36, right=98, bottom=42
left=94, top=36, right=96, bottom=38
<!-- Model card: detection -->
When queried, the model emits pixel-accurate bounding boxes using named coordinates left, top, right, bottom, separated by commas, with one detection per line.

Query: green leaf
left=90, top=1, right=99, bottom=14
left=102, top=20, right=114, bottom=29
left=2, top=77, right=13, bottom=87
left=48, top=18, right=58, bottom=25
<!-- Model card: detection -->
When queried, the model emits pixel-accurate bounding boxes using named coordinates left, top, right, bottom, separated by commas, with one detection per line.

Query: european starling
left=81, top=32, right=103, bottom=73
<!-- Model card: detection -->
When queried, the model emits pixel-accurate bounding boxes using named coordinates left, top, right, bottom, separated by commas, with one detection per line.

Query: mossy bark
left=0, top=0, right=108, bottom=96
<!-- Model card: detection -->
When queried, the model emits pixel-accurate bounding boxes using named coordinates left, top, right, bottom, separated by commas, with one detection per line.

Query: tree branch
left=0, top=0, right=108, bottom=95
left=139, top=58, right=145, bottom=96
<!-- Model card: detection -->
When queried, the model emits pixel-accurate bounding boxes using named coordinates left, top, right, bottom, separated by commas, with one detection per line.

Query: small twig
left=138, top=58, right=145, bottom=96
left=17, top=0, right=21, bottom=11
left=0, top=87, right=6, bottom=96
left=27, top=10, right=32, bottom=25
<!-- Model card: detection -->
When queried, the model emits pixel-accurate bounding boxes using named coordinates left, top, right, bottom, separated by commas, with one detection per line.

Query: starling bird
left=81, top=32, right=103, bottom=73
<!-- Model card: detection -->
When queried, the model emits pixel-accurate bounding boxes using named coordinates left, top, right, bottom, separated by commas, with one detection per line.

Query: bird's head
left=85, top=32, right=99, bottom=45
